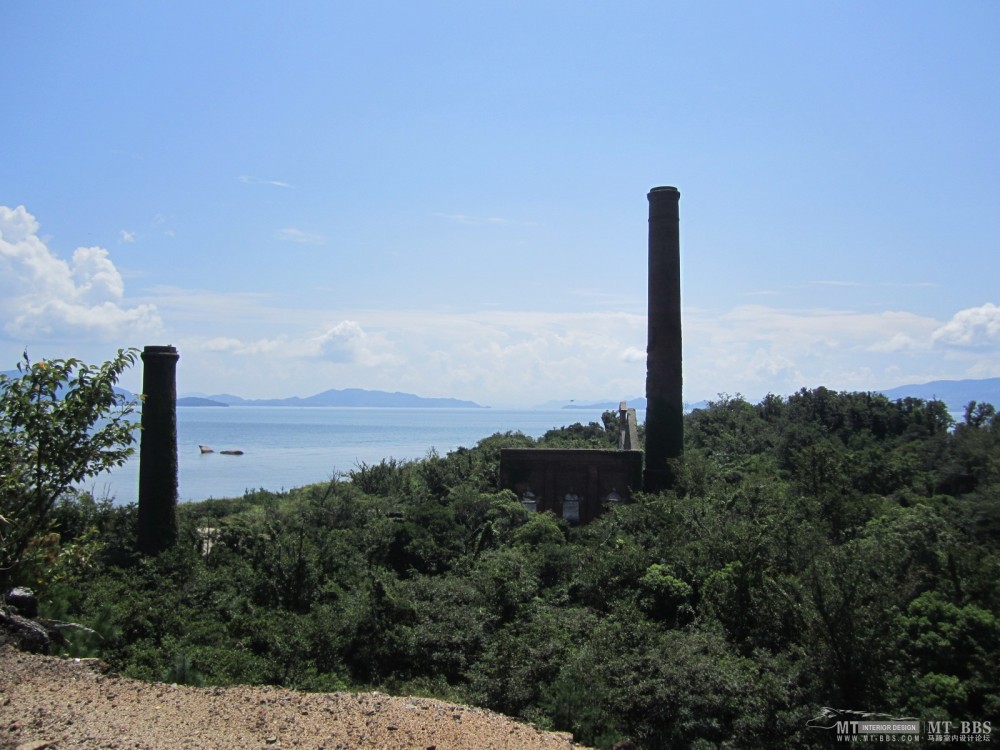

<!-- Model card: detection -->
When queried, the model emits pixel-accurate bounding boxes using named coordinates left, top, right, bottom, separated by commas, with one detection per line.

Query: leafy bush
left=1, top=350, right=138, bottom=590
left=29, top=388, right=1000, bottom=749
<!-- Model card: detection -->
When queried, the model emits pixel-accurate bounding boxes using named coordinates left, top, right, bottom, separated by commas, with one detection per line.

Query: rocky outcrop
left=1, top=589, right=49, bottom=654
left=6, top=587, right=38, bottom=618
left=0, top=588, right=96, bottom=656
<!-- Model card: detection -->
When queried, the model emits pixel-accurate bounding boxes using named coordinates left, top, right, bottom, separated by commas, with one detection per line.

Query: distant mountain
left=562, top=397, right=647, bottom=410
left=3, top=375, right=482, bottom=408
left=204, top=388, right=485, bottom=409
left=539, top=397, right=710, bottom=413
left=2, top=370, right=140, bottom=402
left=192, top=393, right=244, bottom=405
left=685, top=400, right=711, bottom=412
left=176, top=396, right=229, bottom=407
left=877, top=377, right=1000, bottom=415
left=538, top=378, right=1000, bottom=418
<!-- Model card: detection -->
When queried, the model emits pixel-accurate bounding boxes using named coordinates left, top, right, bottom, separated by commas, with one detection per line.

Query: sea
left=84, top=406, right=625, bottom=505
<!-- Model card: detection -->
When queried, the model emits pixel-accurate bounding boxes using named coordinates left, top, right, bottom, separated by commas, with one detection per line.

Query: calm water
left=85, top=406, right=624, bottom=504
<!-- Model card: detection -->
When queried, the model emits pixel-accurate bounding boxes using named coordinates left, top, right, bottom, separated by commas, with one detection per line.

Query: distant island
left=176, top=396, right=229, bottom=407
left=180, top=387, right=486, bottom=409
left=546, top=377, right=1000, bottom=416
left=8, top=367, right=998, bottom=415
left=561, top=397, right=647, bottom=410
left=878, top=377, right=1000, bottom=415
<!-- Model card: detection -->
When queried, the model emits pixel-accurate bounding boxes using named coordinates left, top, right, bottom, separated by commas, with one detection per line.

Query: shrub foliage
left=7, top=376, right=1000, bottom=748
left=1, top=350, right=137, bottom=589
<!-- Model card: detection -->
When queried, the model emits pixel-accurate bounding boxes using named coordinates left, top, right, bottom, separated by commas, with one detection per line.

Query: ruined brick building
left=500, top=186, right=683, bottom=523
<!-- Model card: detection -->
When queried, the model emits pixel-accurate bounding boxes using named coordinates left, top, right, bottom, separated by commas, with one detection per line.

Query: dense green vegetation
left=0, top=350, right=137, bottom=592
left=10, top=386, right=1000, bottom=748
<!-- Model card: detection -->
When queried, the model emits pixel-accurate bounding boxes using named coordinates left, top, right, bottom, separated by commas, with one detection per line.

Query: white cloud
left=309, top=320, right=400, bottom=366
left=158, top=305, right=647, bottom=403
left=55, top=275, right=999, bottom=405
left=180, top=320, right=397, bottom=363
left=363, top=309, right=647, bottom=404
left=0, top=204, right=38, bottom=243
left=275, top=227, right=325, bottom=245
left=682, top=305, right=945, bottom=398
left=621, top=346, right=645, bottom=364
left=120, top=229, right=136, bottom=243
left=312, top=321, right=364, bottom=362
left=878, top=281, right=938, bottom=289
left=435, top=213, right=509, bottom=226
left=72, top=246, right=126, bottom=303
left=0, top=205, right=161, bottom=340
left=199, top=336, right=246, bottom=352
left=159, top=301, right=971, bottom=404
left=809, top=280, right=937, bottom=290
left=811, top=280, right=865, bottom=287
left=196, top=336, right=284, bottom=355
left=745, top=347, right=799, bottom=381
left=931, top=303, right=1000, bottom=349
left=238, top=175, right=292, bottom=188
left=868, top=332, right=923, bottom=353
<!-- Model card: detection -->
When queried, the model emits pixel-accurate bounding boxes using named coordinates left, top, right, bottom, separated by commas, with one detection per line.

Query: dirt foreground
left=0, top=647, right=589, bottom=750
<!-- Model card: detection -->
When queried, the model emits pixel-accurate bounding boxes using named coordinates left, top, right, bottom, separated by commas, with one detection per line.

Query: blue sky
left=2, top=2, right=998, bottom=407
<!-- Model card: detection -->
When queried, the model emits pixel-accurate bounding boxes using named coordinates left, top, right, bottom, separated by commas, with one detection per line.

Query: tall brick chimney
left=137, top=345, right=180, bottom=555
left=643, top=186, right=683, bottom=492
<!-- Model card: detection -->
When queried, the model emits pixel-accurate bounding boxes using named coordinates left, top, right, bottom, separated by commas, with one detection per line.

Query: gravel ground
left=0, top=648, right=589, bottom=750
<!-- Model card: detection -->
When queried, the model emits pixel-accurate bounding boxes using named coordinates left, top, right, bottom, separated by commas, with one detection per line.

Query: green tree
left=893, top=590, right=1000, bottom=718
left=686, top=393, right=777, bottom=464
left=1, top=350, right=138, bottom=589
